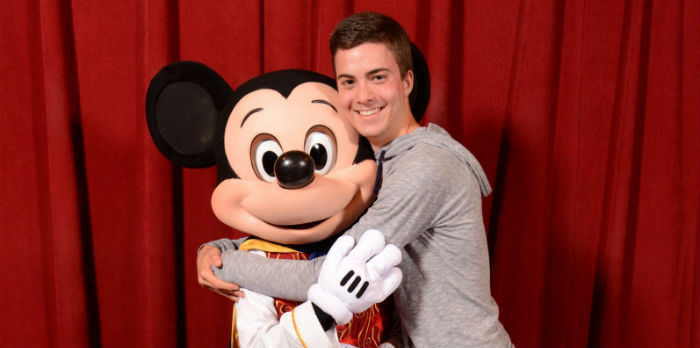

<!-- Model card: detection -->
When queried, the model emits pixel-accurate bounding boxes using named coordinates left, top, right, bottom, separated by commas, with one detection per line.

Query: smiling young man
left=199, top=12, right=512, bottom=347
left=334, top=40, right=418, bottom=151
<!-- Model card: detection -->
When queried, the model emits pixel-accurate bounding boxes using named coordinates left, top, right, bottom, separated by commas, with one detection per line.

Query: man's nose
left=356, top=81, right=374, bottom=103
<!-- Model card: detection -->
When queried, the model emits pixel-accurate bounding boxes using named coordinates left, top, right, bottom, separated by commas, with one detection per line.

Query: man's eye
left=340, top=79, right=354, bottom=86
left=373, top=75, right=385, bottom=81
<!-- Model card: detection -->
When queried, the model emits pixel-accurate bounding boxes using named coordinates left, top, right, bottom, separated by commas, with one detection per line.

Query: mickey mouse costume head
left=147, top=65, right=379, bottom=244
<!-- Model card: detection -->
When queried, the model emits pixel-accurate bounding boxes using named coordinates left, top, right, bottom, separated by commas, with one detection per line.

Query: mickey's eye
left=305, top=126, right=337, bottom=175
left=251, top=135, right=282, bottom=182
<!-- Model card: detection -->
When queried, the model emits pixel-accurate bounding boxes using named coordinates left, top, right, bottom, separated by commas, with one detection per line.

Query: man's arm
left=215, top=250, right=323, bottom=301
left=337, top=150, right=449, bottom=247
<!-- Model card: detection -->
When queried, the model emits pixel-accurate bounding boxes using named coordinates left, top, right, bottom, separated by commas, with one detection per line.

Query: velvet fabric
left=1, top=1, right=698, bottom=347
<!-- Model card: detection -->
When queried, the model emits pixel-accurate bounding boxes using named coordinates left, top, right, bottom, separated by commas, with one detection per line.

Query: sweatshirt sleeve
left=214, top=249, right=322, bottom=302
left=342, top=145, right=457, bottom=248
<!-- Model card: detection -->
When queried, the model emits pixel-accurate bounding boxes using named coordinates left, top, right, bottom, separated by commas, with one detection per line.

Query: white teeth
left=358, top=108, right=381, bottom=116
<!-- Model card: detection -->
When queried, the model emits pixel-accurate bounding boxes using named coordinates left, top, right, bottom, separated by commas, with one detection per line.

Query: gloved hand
left=308, top=229, right=403, bottom=325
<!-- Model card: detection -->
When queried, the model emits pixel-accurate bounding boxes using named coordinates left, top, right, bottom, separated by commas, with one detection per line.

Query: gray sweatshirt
left=212, top=124, right=512, bottom=347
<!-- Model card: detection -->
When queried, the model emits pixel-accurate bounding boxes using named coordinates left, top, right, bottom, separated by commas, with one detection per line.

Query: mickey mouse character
left=146, top=63, right=406, bottom=347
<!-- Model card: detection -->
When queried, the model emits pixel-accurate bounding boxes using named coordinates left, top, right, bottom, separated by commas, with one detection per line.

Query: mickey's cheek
left=210, top=179, right=252, bottom=228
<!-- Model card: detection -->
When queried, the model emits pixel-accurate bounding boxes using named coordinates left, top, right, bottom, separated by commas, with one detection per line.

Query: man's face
left=334, top=42, right=414, bottom=149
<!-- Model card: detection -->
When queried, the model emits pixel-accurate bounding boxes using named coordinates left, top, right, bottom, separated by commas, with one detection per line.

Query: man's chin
left=353, top=123, right=384, bottom=139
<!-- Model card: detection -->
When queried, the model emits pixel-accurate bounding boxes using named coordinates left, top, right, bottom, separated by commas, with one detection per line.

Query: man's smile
left=356, top=107, right=384, bottom=117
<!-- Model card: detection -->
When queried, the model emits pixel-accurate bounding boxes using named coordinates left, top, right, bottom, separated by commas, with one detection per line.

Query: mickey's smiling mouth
left=271, top=219, right=326, bottom=230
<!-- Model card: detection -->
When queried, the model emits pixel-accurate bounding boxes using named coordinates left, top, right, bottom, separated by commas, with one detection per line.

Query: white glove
left=308, top=229, right=403, bottom=325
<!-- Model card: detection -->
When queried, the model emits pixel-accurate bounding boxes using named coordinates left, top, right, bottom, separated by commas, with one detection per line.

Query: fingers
left=346, top=229, right=386, bottom=263
left=324, top=235, right=356, bottom=270
left=200, top=264, right=239, bottom=290
left=211, top=254, right=222, bottom=268
left=207, top=274, right=239, bottom=292
left=205, top=287, right=245, bottom=302
left=380, top=267, right=403, bottom=298
left=366, top=244, right=402, bottom=281
left=197, top=246, right=242, bottom=302
left=234, top=290, right=245, bottom=299
left=197, top=245, right=222, bottom=274
left=200, top=270, right=243, bottom=302
left=197, top=260, right=218, bottom=285
left=201, top=245, right=223, bottom=267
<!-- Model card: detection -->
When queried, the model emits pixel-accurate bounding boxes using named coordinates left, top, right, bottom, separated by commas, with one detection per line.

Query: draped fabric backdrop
left=1, top=0, right=698, bottom=347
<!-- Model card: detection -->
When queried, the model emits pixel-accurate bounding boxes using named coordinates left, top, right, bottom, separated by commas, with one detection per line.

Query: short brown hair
left=330, top=12, right=413, bottom=78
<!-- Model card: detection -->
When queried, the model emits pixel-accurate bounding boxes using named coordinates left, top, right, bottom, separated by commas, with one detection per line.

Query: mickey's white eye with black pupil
left=254, top=139, right=282, bottom=182
left=309, top=143, right=327, bottom=169
left=305, top=130, right=336, bottom=175
left=262, top=152, right=277, bottom=176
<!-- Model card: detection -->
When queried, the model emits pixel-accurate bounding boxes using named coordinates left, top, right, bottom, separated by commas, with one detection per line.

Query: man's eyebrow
left=312, top=99, right=337, bottom=113
left=336, top=73, right=354, bottom=80
left=367, top=68, right=390, bottom=77
left=241, top=107, right=263, bottom=127
left=337, top=69, right=389, bottom=81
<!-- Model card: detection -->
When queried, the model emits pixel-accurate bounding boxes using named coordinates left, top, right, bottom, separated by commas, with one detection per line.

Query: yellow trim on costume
left=239, top=239, right=299, bottom=253
left=291, top=308, right=309, bottom=348
left=231, top=304, right=239, bottom=348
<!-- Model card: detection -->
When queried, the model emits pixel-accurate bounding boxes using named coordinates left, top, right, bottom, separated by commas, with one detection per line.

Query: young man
left=199, top=12, right=512, bottom=347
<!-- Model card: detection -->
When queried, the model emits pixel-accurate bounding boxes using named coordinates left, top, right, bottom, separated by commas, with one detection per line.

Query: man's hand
left=308, top=229, right=402, bottom=325
left=197, top=244, right=245, bottom=302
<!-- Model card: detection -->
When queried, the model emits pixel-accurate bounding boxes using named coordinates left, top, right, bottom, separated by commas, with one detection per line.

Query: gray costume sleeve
left=210, top=144, right=456, bottom=302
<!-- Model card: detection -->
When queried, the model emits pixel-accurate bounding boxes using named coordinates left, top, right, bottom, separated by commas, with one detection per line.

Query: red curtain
left=1, top=1, right=698, bottom=347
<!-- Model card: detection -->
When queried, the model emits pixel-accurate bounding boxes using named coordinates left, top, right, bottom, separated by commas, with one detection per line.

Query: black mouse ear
left=146, top=61, right=233, bottom=168
left=409, top=42, right=430, bottom=123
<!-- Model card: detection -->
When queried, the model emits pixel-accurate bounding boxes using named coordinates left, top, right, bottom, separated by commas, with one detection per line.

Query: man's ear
left=408, top=42, right=430, bottom=122
left=402, top=70, right=414, bottom=97
left=146, top=61, right=233, bottom=168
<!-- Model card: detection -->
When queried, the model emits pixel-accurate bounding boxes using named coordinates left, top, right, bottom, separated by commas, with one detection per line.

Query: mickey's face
left=146, top=63, right=392, bottom=246
left=211, top=81, right=377, bottom=244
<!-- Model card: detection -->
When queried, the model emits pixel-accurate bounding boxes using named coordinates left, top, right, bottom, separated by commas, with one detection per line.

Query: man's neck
left=369, top=117, right=420, bottom=152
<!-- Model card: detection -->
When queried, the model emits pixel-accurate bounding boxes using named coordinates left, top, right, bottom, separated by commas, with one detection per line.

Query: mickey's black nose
left=274, top=150, right=315, bottom=189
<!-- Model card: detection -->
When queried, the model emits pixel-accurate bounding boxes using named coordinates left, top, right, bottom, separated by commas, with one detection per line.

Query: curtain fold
left=1, top=0, right=697, bottom=347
